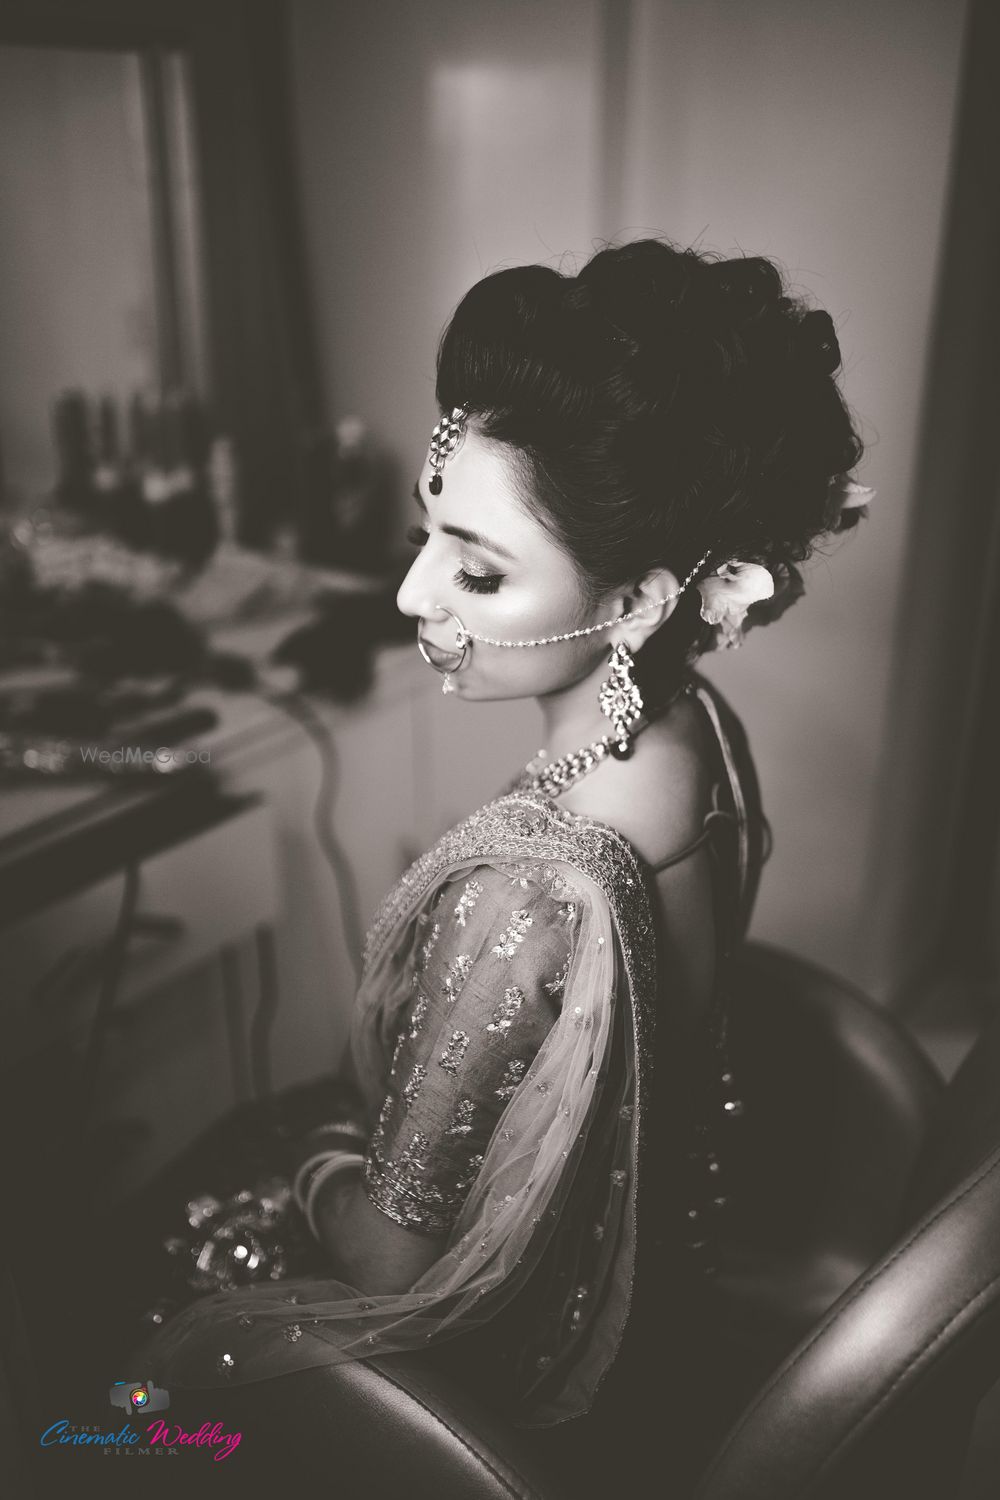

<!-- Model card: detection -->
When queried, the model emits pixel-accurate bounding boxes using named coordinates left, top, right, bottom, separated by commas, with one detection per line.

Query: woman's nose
left=396, top=549, right=442, bottom=622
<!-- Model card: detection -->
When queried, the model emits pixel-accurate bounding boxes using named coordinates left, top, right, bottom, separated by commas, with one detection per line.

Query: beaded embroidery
left=407, top=993, right=429, bottom=1039
left=454, top=879, right=484, bottom=927
left=544, top=955, right=571, bottom=997
left=389, top=1031, right=406, bottom=1076
left=419, top=921, right=442, bottom=968
left=445, top=1096, right=476, bottom=1136
left=486, top=986, right=525, bottom=1035
left=401, top=1064, right=426, bottom=1109
left=438, top=1030, right=470, bottom=1075
left=442, top=954, right=473, bottom=1003
left=491, top=908, right=534, bottom=960
left=494, top=1058, right=528, bottom=1102
left=364, top=1130, right=458, bottom=1235
left=454, top=1152, right=485, bottom=1196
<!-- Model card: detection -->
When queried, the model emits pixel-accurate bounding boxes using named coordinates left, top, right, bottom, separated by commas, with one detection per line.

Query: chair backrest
left=901, top=1008, right=1000, bottom=1224
left=723, top=941, right=944, bottom=1271
left=695, top=1009, right=1000, bottom=1500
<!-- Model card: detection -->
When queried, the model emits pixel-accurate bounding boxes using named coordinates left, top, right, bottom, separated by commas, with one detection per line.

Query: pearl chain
left=456, top=545, right=716, bottom=649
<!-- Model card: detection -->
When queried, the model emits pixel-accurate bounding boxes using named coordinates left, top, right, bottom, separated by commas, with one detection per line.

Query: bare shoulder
left=555, top=700, right=713, bottom=867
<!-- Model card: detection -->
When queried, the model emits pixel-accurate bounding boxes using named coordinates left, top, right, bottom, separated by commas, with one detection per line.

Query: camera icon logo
left=109, top=1380, right=170, bottom=1415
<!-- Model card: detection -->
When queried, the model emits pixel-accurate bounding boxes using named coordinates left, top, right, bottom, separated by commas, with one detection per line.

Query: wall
left=288, top=0, right=971, bottom=995
left=619, top=0, right=969, bottom=988
left=287, top=0, right=605, bottom=487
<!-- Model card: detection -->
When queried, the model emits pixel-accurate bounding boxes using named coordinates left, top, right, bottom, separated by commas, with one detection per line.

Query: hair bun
left=798, top=309, right=842, bottom=374
left=708, top=256, right=782, bottom=311
left=576, top=241, right=701, bottom=352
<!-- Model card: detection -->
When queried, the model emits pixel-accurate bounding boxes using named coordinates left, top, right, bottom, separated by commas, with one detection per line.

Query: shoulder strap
left=685, top=672, right=769, bottom=942
left=691, top=680, right=749, bottom=899
left=649, top=780, right=736, bottom=872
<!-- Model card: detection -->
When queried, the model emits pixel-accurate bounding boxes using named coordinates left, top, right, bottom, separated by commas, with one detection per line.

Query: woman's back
left=424, top=672, right=771, bottom=1492
left=553, top=670, right=768, bottom=1029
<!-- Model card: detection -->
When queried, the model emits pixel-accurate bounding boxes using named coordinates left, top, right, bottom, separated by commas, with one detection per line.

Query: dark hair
left=435, top=238, right=866, bottom=699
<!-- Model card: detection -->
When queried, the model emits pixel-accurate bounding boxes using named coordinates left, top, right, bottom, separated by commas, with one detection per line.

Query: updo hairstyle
left=435, top=239, right=866, bottom=700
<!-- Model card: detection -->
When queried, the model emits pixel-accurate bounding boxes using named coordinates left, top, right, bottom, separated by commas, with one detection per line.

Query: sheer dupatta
left=141, top=792, right=658, bottom=1428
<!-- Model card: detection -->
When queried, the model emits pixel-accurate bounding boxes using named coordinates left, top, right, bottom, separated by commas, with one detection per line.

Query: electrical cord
left=77, top=859, right=141, bottom=1135
left=259, top=689, right=364, bottom=986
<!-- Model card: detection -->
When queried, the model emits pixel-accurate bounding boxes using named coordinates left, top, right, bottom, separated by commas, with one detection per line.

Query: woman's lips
left=418, top=634, right=465, bottom=671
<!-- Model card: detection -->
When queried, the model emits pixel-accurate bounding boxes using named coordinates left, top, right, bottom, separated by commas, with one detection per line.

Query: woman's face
left=396, top=427, right=610, bottom=702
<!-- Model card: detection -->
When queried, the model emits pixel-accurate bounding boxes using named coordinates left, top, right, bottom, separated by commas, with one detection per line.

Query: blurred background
left=0, top=0, right=997, bottom=1477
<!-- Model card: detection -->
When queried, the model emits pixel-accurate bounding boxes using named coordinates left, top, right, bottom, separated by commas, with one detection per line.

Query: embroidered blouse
left=362, top=863, right=581, bottom=1238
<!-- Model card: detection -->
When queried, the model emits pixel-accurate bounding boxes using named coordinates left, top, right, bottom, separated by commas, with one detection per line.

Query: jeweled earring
left=598, top=642, right=643, bottom=759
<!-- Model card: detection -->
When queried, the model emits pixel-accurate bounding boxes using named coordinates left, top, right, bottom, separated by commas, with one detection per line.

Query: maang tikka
left=598, top=642, right=644, bottom=758
left=428, top=405, right=470, bottom=493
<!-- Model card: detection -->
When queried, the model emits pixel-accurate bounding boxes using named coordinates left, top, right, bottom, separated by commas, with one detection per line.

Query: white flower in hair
left=696, top=560, right=775, bottom=651
left=829, top=475, right=876, bottom=510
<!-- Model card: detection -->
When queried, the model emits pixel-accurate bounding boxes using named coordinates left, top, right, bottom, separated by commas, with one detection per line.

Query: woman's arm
left=310, top=862, right=581, bottom=1296
left=310, top=1169, right=447, bottom=1294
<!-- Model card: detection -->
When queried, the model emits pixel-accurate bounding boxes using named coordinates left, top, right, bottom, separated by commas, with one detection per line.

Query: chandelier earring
left=598, top=641, right=644, bottom=759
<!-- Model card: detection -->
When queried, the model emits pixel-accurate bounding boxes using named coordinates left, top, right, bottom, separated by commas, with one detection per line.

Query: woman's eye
left=408, top=523, right=502, bottom=592
left=454, top=566, right=503, bottom=595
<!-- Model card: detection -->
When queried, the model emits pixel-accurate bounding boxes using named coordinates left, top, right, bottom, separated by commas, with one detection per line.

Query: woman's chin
left=446, top=676, right=488, bottom=701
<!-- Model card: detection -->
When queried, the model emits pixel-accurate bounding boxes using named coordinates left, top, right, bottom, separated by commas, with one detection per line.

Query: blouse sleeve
left=361, top=862, right=583, bottom=1237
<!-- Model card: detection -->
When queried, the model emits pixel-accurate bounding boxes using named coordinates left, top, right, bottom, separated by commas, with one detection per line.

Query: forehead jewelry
left=427, top=404, right=470, bottom=494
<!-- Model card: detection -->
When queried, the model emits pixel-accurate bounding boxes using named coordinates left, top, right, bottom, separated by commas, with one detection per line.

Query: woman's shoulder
left=364, top=794, right=624, bottom=973
left=554, top=698, right=715, bottom=869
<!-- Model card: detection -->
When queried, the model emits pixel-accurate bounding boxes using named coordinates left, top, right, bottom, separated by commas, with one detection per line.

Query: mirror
left=0, top=41, right=217, bottom=558
left=0, top=2, right=406, bottom=744
left=0, top=0, right=331, bottom=565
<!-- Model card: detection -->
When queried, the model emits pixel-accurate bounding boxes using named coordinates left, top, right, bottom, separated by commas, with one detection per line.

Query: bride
left=139, top=238, right=870, bottom=1490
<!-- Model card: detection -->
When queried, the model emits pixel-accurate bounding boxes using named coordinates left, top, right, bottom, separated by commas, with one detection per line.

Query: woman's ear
left=610, top=566, right=683, bottom=652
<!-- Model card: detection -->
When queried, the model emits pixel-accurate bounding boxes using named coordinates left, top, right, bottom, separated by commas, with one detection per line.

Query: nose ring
left=417, top=606, right=471, bottom=693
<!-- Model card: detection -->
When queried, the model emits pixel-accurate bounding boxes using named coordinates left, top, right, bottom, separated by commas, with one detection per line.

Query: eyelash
left=406, top=524, right=504, bottom=594
left=455, top=568, right=503, bottom=595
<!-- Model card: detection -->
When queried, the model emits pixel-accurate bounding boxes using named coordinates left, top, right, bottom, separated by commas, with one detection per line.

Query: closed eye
left=408, top=521, right=504, bottom=593
left=454, top=566, right=503, bottom=595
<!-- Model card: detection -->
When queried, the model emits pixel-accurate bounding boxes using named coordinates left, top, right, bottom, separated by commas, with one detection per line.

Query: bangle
left=303, top=1152, right=364, bottom=1241
left=293, top=1148, right=363, bottom=1216
left=306, top=1120, right=369, bottom=1146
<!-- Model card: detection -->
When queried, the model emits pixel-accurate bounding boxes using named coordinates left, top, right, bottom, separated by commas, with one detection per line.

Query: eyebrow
left=411, top=483, right=516, bottom=562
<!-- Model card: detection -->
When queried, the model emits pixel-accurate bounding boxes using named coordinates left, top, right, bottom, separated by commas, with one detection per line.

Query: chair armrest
left=167, top=1350, right=570, bottom=1500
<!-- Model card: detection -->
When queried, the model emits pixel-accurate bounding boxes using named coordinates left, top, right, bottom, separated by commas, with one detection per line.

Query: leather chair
left=112, top=943, right=1000, bottom=1496
left=693, top=970, right=1000, bottom=1500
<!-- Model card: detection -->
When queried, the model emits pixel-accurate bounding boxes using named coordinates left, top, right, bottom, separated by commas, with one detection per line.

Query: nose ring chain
left=450, top=545, right=715, bottom=648
left=416, top=545, right=715, bottom=692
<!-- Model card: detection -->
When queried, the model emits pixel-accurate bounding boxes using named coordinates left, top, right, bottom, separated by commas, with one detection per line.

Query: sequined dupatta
left=142, top=792, right=659, bottom=1427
